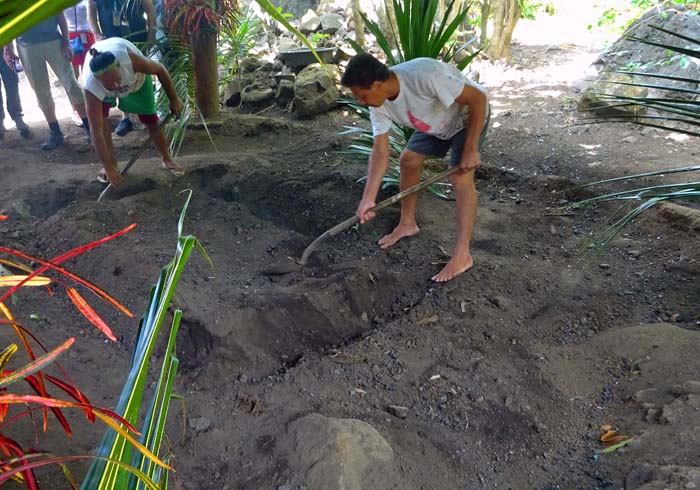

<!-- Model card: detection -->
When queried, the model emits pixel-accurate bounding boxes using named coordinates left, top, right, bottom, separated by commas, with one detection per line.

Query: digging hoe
left=97, top=113, right=175, bottom=202
left=262, top=164, right=463, bottom=275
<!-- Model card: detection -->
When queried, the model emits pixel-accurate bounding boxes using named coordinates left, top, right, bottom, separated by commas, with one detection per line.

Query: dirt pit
left=1, top=41, right=700, bottom=490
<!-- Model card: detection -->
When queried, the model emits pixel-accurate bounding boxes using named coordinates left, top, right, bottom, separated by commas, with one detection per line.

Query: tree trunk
left=352, top=0, right=365, bottom=48
left=191, top=26, right=219, bottom=119
left=480, top=0, right=490, bottom=47
left=487, top=0, right=521, bottom=63
left=377, top=0, right=398, bottom=50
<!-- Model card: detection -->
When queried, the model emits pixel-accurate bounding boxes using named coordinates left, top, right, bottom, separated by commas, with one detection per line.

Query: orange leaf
left=65, top=288, right=117, bottom=342
left=0, top=276, right=51, bottom=287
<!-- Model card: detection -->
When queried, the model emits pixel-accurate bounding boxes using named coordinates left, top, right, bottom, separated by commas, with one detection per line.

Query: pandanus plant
left=573, top=24, right=700, bottom=247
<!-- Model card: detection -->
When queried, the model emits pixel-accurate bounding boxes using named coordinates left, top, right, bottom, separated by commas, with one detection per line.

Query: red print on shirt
left=407, top=111, right=431, bottom=132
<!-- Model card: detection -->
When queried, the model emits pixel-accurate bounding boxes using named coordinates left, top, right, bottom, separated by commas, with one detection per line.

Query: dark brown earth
left=1, top=29, right=699, bottom=490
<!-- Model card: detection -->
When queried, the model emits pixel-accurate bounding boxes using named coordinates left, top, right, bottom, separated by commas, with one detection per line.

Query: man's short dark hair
left=341, top=53, right=391, bottom=88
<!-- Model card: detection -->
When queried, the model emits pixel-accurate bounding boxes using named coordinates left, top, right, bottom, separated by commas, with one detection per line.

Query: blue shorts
left=406, top=106, right=490, bottom=166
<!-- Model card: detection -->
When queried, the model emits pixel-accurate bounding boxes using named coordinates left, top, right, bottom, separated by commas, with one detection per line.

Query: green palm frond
left=575, top=21, right=700, bottom=247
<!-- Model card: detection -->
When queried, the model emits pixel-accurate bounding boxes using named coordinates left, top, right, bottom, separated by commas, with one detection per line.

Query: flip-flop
left=162, top=165, right=185, bottom=177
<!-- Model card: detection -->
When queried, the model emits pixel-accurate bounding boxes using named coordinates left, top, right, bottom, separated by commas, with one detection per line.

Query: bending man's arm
left=85, top=90, right=118, bottom=172
left=356, top=131, right=391, bottom=223
left=455, top=84, right=488, bottom=172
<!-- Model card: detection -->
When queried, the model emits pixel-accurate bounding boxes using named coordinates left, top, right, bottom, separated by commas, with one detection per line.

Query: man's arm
left=87, top=0, right=103, bottom=39
left=57, top=14, right=73, bottom=61
left=129, top=53, right=183, bottom=116
left=85, top=90, right=118, bottom=171
left=356, top=132, right=391, bottom=223
left=455, top=84, right=488, bottom=172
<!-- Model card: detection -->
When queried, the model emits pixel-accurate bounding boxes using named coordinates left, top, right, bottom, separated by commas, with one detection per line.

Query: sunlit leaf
left=0, top=275, right=51, bottom=287
left=0, top=338, right=74, bottom=389
left=66, top=288, right=117, bottom=342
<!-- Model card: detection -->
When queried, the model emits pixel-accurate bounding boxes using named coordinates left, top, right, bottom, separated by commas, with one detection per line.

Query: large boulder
left=293, top=64, right=339, bottom=118
left=279, top=413, right=395, bottom=490
left=577, top=73, right=648, bottom=117
left=320, top=12, right=344, bottom=34
left=299, top=9, right=321, bottom=34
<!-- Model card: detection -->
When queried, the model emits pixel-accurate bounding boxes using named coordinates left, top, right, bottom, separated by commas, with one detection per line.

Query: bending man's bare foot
left=431, top=253, right=473, bottom=283
left=162, top=159, right=185, bottom=177
left=378, top=223, right=420, bottom=249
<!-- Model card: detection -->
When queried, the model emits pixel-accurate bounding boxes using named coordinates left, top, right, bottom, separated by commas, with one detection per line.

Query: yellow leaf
left=0, top=275, right=51, bottom=287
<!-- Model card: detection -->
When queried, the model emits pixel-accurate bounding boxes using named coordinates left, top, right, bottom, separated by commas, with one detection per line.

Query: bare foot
left=431, top=254, right=473, bottom=283
left=162, top=159, right=185, bottom=177
left=378, top=223, right=420, bottom=249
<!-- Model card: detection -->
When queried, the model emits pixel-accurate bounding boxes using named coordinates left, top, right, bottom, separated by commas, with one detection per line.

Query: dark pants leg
left=0, top=59, right=23, bottom=122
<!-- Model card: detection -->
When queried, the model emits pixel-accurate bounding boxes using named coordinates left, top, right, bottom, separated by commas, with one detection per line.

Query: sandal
left=161, top=163, right=185, bottom=177
left=96, top=173, right=109, bottom=184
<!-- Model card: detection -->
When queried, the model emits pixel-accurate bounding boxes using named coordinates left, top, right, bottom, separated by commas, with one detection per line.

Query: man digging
left=341, top=53, right=490, bottom=283
left=82, top=37, right=184, bottom=186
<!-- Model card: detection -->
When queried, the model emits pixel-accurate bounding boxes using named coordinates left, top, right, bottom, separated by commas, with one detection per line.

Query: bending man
left=341, top=53, right=489, bottom=283
left=83, top=37, right=184, bottom=185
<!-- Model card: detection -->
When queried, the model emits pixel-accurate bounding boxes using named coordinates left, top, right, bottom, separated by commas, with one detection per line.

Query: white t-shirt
left=83, top=38, right=146, bottom=101
left=64, top=0, right=91, bottom=32
left=370, top=58, right=487, bottom=140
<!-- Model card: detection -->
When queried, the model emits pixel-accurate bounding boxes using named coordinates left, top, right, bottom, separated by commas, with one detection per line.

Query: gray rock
left=241, top=86, right=275, bottom=104
left=578, top=73, right=648, bottom=117
left=320, top=13, right=343, bottom=34
left=223, top=79, right=241, bottom=107
left=240, top=57, right=263, bottom=73
left=189, top=416, right=211, bottom=432
left=387, top=405, right=409, bottom=419
left=294, top=64, right=339, bottom=118
left=671, top=380, right=700, bottom=396
left=299, top=9, right=321, bottom=34
left=276, top=79, right=295, bottom=101
left=279, top=413, right=395, bottom=490
left=625, top=463, right=655, bottom=489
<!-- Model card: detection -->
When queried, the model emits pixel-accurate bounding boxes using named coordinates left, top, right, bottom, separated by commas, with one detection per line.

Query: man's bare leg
left=378, top=149, right=426, bottom=249
left=432, top=169, right=477, bottom=282
left=147, top=121, right=185, bottom=175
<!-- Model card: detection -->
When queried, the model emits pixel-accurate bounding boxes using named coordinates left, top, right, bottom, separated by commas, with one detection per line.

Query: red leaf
left=65, top=288, right=117, bottom=342
left=44, top=375, right=95, bottom=423
left=24, top=375, right=72, bottom=437
left=0, top=223, right=136, bottom=316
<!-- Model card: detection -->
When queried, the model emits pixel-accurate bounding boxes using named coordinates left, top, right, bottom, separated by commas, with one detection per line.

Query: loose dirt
left=1, top=16, right=699, bottom=490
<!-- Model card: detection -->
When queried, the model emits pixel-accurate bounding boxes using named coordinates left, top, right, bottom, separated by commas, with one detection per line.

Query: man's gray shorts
left=405, top=106, right=491, bottom=166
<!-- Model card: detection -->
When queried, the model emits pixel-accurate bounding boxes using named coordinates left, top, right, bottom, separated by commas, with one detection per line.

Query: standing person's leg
left=17, top=40, right=64, bottom=149
left=0, top=59, right=30, bottom=138
left=377, top=148, right=427, bottom=248
left=0, top=74, right=5, bottom=139
left=431, top=110, right=490, bottom=282
left=47, top=43, right=89, bottom=122
left=432, top=170, right=477, bottom=282
left=115, top=112, right=134, bottom=136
